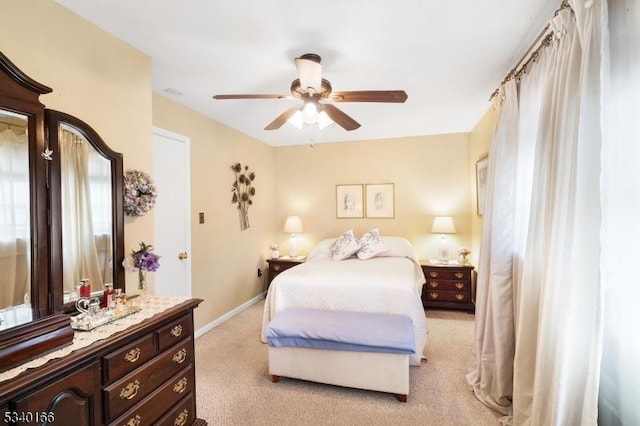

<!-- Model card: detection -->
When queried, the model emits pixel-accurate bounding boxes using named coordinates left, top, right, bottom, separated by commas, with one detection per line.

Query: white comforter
left=262, top=237, right=427, bottom=366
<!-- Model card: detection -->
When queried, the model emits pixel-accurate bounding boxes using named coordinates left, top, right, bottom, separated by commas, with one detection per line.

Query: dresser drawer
left=103, top=337, right=193, bottom=422
left=424, top=290, right=470, bottom=303
left=423, top=268, right=470, bottom=281
left=109, top=365, right=194, bottom=426
left=103, top=333, right=157, bottom=384
left=156, top=313, right=192, bottom=352
left=425, top=279, right=469, bottom=292
left=155, top=392, right=196, bottom=426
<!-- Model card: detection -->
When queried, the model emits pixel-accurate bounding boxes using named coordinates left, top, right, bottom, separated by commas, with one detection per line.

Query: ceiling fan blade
left=213, top=94, right=289, bottom=100
left=295, top=54, right=322, bottom=93
left=322, top=104, right=361, bottom=131
left=264, top=105, right=301, bottom=130
left=328, top=90, right=408, bottom=103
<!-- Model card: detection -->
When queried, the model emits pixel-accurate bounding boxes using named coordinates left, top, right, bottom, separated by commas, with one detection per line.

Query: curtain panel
left=468, top=1, right=607, bottom=424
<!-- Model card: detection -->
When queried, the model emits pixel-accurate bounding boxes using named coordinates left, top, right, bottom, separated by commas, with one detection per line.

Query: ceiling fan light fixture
left=287, top=106, right=334, bottom=131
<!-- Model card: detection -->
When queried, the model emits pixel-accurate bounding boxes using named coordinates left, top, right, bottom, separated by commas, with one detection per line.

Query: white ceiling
left=55, top=0, right=558, bottom=147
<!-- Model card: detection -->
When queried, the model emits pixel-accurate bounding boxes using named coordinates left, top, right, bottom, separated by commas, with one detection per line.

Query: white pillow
left=357, top=228, right=389, bottom=260
left=329, top=229, right=360, bottom=260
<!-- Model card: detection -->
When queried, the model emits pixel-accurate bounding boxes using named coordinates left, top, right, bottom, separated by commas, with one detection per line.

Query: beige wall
left=3, top=0, right=153, bottom=294
left=468, top=107, right=496, bottom=265
left=273, top=134, right=474, bottom=261
left=152, top=94, right=276, bottom=329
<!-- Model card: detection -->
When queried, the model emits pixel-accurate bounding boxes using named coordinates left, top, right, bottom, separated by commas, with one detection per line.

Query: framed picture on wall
left=476, top=156, right=488, bottom=216
left=365, top=183, right=395, bottom=218
left=336, top=184, right=364, bottom=218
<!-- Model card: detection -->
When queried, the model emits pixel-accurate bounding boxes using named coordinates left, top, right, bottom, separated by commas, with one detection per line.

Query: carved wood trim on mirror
left=0, top=51, right=125, bottom=372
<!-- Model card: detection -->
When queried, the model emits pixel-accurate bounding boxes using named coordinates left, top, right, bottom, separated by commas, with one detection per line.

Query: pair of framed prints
left=336, top=183, right=394, bottom=219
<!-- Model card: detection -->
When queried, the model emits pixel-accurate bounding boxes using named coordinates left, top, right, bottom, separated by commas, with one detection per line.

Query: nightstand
left=266, top=257, right=305, bottom=288
left=420, top=261, right=475, bottom=313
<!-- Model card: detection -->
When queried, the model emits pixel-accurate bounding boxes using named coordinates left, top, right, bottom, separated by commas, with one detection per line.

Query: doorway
left=152, top=127, right=191, bottom=296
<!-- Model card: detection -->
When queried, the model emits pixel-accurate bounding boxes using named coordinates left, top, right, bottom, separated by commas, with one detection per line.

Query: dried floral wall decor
left=231, top=163, right=256, bottom=230
left=123, top=169, right=158, bottom=216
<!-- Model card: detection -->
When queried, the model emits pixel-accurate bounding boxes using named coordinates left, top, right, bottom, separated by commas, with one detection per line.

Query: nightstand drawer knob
left=455, top=282, right=465, bottom=289
left=429, top=281, right=439, bottom=288
left=455, top=272, right=464, bottom=279
left=429, top=292, right=439, bottom=299
left=429, top=271, right=439, bottom=278
left=455, top=293, right=465, bottom=300
left=274, top=265, right=281, bottom=271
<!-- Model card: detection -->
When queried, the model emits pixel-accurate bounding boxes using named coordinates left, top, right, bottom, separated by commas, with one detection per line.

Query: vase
left=138, top=269, right=147, bottom=294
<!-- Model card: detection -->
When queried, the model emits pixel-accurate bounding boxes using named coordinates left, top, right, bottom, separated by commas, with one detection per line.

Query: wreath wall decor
left=123, top=169, right=158, bottom=217
left=231, top=163, right=256, bottom=230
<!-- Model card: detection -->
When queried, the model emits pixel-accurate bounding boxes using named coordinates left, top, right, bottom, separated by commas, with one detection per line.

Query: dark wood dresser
left=0, top=298, right=206, bottom=426
left=420, top=262, right=475, bottom=313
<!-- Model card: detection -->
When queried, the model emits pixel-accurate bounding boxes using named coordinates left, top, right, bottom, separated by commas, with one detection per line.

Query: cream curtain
left=0, top=127, right=31, bottom=309
left=468, top=1, right=606, bottom=424
left=60, top=129, right=104, bottom=289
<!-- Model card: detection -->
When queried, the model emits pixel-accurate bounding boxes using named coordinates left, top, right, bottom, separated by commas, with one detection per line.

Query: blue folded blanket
left=266, top=307, right=415, bottom=355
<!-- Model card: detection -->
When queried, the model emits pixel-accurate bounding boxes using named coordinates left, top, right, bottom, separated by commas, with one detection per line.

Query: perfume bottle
left=103, top=283, right=115, bottom=308
left=79, top=279, right=91, bottom=298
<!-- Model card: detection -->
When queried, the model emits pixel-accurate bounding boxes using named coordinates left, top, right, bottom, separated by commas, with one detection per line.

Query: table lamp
left=284, top=216, right=303, bottom=257
left=431, top=216, right=456, bottom=263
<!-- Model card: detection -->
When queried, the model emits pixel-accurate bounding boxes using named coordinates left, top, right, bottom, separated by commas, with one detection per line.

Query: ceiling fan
left=213, top=53, right=408, bottom=132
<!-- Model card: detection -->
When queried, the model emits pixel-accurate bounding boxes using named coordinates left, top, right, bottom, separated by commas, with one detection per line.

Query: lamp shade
left=284, top=216, right=303, bottom=234
left=431, top=216, right=456, bottom=234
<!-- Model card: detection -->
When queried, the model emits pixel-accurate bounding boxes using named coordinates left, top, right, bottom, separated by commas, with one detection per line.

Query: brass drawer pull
left=173, top=377, right=188, bottom=394
left=171, top=324, right=183, bottom=337
left=125, top=414, right=141, bottom=426
left=124, top=347, right=141, bottom=363
left=455, top=282, right=465, bottom=289
left=174, top=409, right=189, bottom=426
left=429, top=281, right=439, bottom=288
left=172, top=348, right=187, bottom=364
left=120, top=379, right=141, bottom=400
left=429, top=271, right=439, bottom=278
left=455, top=294, right=465, bottom=300
left=455, top=272, right=464, bottom=279
left=429, top=292, right=439, bottom=299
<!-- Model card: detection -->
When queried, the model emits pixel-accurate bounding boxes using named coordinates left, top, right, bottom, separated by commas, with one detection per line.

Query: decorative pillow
left=329, top=229, right=360, bottom=261
left=357, top=228, right=389, bottom=260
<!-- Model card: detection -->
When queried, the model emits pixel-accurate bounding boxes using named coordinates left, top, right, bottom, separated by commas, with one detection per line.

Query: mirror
left=59, top=123, right=113, bottom=300
left=0, top=110, right=32, bottom=330
left=47, top=110, right=124, bottom=311
left=0, top=51, right=125, bottom=365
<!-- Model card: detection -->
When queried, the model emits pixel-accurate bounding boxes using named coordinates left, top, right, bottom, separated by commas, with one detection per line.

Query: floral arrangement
left=122, top=242, right=160, bottom=291
left=123, top=170, right=158, bottom=216
left=231, top=163, right=256, bottom=230
left=458, top=247, right=471, bottom=264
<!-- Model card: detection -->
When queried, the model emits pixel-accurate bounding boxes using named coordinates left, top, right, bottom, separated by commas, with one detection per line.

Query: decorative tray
left=70, top=304, right=142, bottom=331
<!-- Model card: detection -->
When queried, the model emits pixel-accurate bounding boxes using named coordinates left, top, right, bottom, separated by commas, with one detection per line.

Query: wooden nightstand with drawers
left=420, top=262, right=475, bottom=313
left=266, top=257, right=305, bottom=288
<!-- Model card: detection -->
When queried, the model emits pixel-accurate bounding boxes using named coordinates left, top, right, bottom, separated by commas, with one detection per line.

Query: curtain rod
left=488, top=0, right=571, bottom=101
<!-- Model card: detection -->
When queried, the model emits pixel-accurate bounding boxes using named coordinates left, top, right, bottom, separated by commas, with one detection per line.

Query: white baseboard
left=194, top=292, right=266, bottom=338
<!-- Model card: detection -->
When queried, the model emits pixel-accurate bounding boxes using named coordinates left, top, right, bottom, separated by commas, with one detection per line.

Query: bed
left=261, top=233, right=427, bottom=366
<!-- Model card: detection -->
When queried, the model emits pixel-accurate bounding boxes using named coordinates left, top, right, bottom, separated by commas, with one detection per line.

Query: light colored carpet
left=194, top=300, right=501, bottom=425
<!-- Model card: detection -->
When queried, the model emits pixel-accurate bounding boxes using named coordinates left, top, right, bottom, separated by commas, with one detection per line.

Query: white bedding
left=262, top=236, right=427, bottom=366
